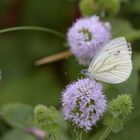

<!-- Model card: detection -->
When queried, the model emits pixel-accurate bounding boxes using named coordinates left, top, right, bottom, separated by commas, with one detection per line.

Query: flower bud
left=34, top=105, right=48, bottom=125
left=109, top=94, right=133, bottom=118
left=79, top=0, right=100, bottom=17
left=79, top=0, right=120, bottom=17
left=98, top=0, right=120, bottom=16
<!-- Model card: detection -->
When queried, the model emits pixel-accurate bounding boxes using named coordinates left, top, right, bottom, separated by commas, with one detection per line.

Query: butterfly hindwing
left=88, top=37, right=132, bottom=84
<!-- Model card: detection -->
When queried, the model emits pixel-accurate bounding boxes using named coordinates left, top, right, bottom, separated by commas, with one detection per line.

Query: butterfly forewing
left=88, top=37, right=132, bottom=84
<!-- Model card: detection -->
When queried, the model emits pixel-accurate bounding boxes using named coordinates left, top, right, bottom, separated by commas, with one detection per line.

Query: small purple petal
left=67, top=15, right=112, bottom=66
left=61, top=78, right=107, bottom=131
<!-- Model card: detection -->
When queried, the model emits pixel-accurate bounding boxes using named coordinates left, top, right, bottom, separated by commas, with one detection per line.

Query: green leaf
left=0, top=103, right=33, bottom=127
left=0, top=68, right=63, bottom=106
left=1, top=129, right=35, bottom=140
left=127, top=0, right=140, bottom=13
left=108, top=114, right=140, bottom=140
left=109, top=18, right=135, bottom=38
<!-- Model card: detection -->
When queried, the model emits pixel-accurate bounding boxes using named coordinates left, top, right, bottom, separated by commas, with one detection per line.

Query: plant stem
left=0, top=26, right=65, bottom=39
left=79, top=131, right=83, bottom=140
left=35, top=50, right=73, bottom=65
left=76, top=131, right=83, bottom=140
left=98, top=126, right=111, bottom=140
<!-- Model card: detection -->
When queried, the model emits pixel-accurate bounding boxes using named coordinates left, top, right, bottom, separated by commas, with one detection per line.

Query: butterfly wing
left=88, top=37, right=132, bottom=84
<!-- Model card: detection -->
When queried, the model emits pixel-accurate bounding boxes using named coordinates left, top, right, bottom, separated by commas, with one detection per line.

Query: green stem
left=98, top=126, right=111, bottom=140
left=76, top=131, right=82, bottom=140
left=0, top=26, right=65, bottom=39
left=79, top=131, right=83, bottom=140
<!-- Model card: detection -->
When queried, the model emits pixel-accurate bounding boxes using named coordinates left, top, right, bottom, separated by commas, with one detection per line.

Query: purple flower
left=61, top=78, right=107, bottom=131
left=67, top=15, right=112, bottom=66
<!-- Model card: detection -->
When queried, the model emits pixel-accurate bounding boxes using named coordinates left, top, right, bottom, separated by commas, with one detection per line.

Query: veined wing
left=88, top=37, right=132, bottom=84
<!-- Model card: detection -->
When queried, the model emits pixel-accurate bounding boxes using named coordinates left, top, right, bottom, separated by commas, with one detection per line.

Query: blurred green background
left=0, top=0, right=140, bottom=140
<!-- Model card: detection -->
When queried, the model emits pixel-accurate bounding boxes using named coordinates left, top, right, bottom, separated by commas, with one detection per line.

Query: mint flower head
left=61, top=78, right=107, bottom=131
left=67, top=15, right=111, bottom=66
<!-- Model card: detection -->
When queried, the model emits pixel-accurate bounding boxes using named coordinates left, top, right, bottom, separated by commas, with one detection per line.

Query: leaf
left=108, top=114, right=140, bottom=140
left=0, top=68, right=63, bottom=106
left=0, top=103, right=33, bottom=127
left=126, top=0, right=140, bottom=13
left=1, top=129, right=35, bottom=140
left=109, top=18, right=136, bottom=38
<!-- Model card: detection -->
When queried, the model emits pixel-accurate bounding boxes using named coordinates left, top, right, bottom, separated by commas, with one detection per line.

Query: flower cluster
left=61, top=14, right=133, bottom=133
left=61, top=78, right=107, bottom=131
left=67, top=15, right=111, bottom=65
left=63, top=15, right=110, bottom=131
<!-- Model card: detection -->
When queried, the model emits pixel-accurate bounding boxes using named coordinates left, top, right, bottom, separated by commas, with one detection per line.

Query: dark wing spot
left=113, top=50, right=120, bottom=56
left=117, top=50, right=120, bottom=53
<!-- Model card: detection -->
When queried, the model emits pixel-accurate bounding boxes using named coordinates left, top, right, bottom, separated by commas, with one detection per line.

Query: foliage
left=0, top=0, right=140, bottom=140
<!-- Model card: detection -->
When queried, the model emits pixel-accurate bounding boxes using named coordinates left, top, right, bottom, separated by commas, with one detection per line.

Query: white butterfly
left=82, top=37, right=133, bottom=84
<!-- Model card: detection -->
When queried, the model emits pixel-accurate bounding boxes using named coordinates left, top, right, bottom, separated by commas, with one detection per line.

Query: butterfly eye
left=81, top=69, right=88, bottom=75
